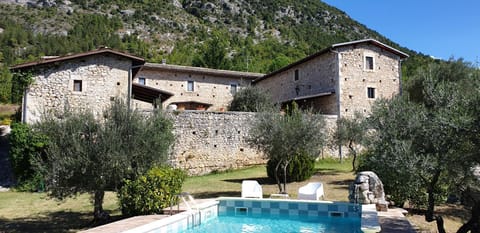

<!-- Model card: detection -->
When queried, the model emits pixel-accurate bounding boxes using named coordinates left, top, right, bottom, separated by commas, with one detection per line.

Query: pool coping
left=121, top=197, right=381, bottom=233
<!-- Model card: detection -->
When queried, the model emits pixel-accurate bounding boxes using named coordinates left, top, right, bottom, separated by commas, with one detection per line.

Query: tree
left=360, top=59, right=480, bottom=233
left=34, top=100, right=175, bottom=221
left=0, top=67, right=12, bottom=103
left=331, top=112, right=366, bottom=171
left=248, top=102, right=327, bottom=194
left=10, top=71, right=33, bottom=104
left=229, top=85, right=274, bottom=112
left=192, top=31, right=231, bottom=70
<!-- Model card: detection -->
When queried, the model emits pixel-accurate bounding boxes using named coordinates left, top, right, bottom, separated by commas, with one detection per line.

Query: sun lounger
left=298, top=182, right=324, bottom=200
left=241, top=180, right=263, bottom=198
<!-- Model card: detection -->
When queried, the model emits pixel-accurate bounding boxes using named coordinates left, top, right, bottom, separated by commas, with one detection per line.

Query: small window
left=294, top=69, right=299, bottom=81
left=187, top=80, right=194, bottom=92
left=367, top=87, right=375, bottom=99
left=365, top=56, right=374, bottom=70
left=138, top=77, right=146, bottom=85
left=230, top=84, right=238, bottom=95
left=73, top=80, right=82, bottom=92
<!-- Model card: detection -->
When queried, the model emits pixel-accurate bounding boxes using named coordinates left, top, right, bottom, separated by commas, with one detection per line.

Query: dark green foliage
left=118, top=166, right=186, bottom=216
left=266, top=151, right=315, bottom=183
left=10, top=72, right=33, bottom=104
left=360, top=59, right=480, bottom=233
left=228, top=85, right=274, bottom=112
left=34, top=100, right=175, bottom=220
left=0, top=66, right=12, bottom=103
left=8, top=123, right=48, bottom=191
left=192, top=31, right=231, bottom=70
left=248, top=102, right=327, bottom=193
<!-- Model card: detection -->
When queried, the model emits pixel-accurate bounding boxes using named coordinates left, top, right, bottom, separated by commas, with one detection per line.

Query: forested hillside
left=0, top=0, right=434, bottom=103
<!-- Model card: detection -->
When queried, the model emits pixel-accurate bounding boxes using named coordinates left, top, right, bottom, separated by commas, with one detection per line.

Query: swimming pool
left=180, top=213, right=361, bottom=233
left=123, top=198, right=380, bottom=233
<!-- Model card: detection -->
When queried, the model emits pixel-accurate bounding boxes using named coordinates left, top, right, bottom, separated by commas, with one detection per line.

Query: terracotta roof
left=143, top=63, right=264, bottom=79
left=10, top=48, right=145, bottom=70
left=254, top=39, right=409, bottom=83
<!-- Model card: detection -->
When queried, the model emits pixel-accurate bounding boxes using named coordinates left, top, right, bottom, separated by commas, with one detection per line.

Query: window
left=367, top=87, right=375, bottom=99
left=187, top=80, right=194, bottom=92
left=294, top=69, right=299, bottom=81
left=230, top=84, right=238, bottom=95
left=365, top=56, right=374, bottom=70
left=73, top=80, right=82, bottom=92
left=138, top=77, right=146, bottom=85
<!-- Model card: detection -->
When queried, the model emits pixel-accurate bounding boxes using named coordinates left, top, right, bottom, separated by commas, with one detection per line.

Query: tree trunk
left=274, top=161, right=283, bottom=193
left=282, top=160, right=290, bottom=194
left=456, top=200, right=480, bottom=233
left=348, top=140, right=356, bottom=171
left=93, top=190, right=109, bottom=222
left=425, top=172, right=446, bottom=233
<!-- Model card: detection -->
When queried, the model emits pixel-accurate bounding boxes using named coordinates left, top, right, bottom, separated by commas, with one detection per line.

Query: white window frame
left=138, top=77, right=146, bottom=85
left=367, top=87, right=376, bottom=99
left=294, top=69, right=299, bottom=81
left=187, top=80, right=195, bottom=92
left=230, top=83, right=238, bottom=95
left=364, top=55, right=375, bottom=71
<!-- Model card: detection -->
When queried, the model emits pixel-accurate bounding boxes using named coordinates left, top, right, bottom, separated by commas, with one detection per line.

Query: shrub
left=266, top=151, right=315, bottom=183
left=118, top=166, right=187, bottom=216
left=8, top=123, right=48, bottom=191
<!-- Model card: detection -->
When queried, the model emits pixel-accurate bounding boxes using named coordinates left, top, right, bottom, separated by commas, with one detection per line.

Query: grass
left=0, top=158, right=469, bottom=233
left=0, top=192, right=121, bottom=233
left=183, top=158, right=355, bottom=200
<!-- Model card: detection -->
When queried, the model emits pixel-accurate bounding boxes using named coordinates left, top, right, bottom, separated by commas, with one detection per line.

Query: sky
left=321, top=0, right=480, bottom=65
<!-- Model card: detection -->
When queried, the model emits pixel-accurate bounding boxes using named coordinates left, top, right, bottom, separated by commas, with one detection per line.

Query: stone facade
left=11, top=49, right=145, bottom=124
left=254, top=52, right=338, bottom=114
left=167, top=111, right=338, bottom=175
left=254, top=39, right=407, bottom=118
left=134, top=63, right=263, bottom=111
left=337, top=43, right=402, bottom=118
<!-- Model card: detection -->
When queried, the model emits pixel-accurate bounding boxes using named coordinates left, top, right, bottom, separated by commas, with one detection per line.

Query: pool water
left=180, top=214, right=361, bottom=233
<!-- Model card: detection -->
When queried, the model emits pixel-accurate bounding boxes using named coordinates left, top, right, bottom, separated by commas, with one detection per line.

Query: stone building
left=253, top=39, right=409, bottom=117
left=10, top=48, right=171, bottom=123
left=134, top=63, right=264, bottom=111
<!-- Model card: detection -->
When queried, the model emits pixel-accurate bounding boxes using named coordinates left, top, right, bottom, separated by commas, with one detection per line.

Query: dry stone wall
left=168, top=111, right=264, bottom=175
left=166, top=111, right=338, bottom=175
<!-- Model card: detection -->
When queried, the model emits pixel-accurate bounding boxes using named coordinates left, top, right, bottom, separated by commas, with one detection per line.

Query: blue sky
left=322, top=0, right=480, bottom=65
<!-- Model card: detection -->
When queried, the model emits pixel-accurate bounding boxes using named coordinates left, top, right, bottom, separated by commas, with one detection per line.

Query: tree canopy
left=360, top=59, right=480, bottom=233
left=34, top=101, right=175, bottom=221
left=248, top=103, right=327, bottom=193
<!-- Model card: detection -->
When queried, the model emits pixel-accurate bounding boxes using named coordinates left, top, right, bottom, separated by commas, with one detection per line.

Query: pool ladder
left=173, top=192, right=201, bottom=228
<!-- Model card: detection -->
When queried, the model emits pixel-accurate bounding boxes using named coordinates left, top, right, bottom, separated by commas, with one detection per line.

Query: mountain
left=0, top=0, right=430, bottom=75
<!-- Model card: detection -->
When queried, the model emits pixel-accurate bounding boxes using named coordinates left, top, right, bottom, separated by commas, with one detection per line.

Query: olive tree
left=229, top=85, right=274, bottom=112
left=34, top=100, right=174, bottom=221
left=248, top=103, right=327, bottom=194
left=360, top=59, right=480, bottom=233
left=331, top=112, right=366, bottom=171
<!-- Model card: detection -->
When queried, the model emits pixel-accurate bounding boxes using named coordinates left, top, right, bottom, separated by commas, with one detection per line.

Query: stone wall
left=24, top=54, right=131, bottom=123
left=167, top=111, right=338, bottom=175
left=337, top=44, right=401, bottom=118
left=168, top=111, right=264, bottom=175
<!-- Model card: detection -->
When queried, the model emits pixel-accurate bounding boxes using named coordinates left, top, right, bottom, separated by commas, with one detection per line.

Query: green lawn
left=0, top=159, right=354, bottom=233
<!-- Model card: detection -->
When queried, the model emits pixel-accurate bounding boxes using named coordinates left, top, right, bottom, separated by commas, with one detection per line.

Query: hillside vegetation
left=0, top=0, right=434, bottom=103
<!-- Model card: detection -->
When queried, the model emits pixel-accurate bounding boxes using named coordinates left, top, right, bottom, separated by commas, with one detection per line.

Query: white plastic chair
left=241, top=180, right=263, bottom=198
left=298, top=182, right=324, bottom=200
